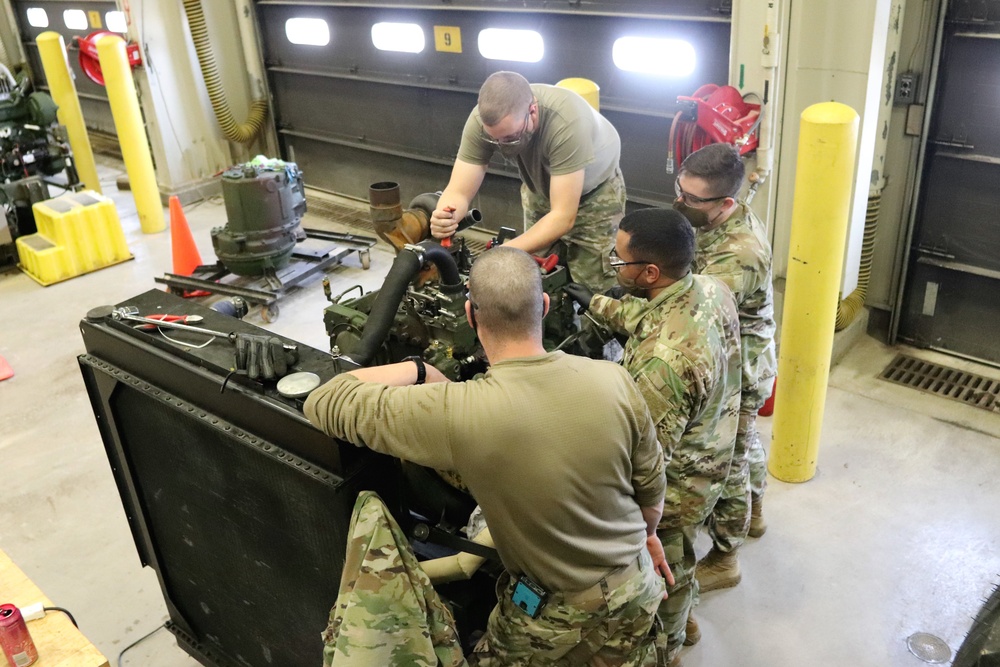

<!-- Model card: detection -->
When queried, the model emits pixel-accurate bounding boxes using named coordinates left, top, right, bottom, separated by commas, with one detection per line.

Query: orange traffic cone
left=0, top=354, right=13, bottom=382
left=168, top=196, right=211, bottom=298
left=169, top=196, right=203, bottom=276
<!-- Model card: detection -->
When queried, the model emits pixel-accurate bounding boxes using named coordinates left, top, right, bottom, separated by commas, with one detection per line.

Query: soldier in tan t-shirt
left=430, top=71, right=625, bottom=292
left=306, top=247, right=672, bottom=665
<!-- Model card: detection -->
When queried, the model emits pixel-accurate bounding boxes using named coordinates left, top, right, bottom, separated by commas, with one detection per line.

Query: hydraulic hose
left=182, top=0, right=268, bottom=144
left=835, top=191, right=881, bottom=330
left=347, top=241, right=461, bottom=366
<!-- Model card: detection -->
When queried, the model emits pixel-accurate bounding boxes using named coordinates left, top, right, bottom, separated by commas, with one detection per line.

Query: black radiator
left=78, top=289, right=405, bottom=667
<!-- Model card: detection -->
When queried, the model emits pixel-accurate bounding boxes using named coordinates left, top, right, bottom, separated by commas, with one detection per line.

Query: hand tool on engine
left=441, top=206, right=455, bottom=248
left=486, top=226, right=517, bottom=250
left=532, top=254, right=559, bottom=274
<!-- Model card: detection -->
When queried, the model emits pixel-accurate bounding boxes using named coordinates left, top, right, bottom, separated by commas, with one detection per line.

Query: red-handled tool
left=533, top=254, right=559, bottom=274
left=441, top=207, right=455, bottom=248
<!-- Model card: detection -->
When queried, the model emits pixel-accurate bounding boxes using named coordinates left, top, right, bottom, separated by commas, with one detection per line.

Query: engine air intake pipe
left=346, top=240, right=462, bottom=367
left=369, top=181, right=482, bottom=252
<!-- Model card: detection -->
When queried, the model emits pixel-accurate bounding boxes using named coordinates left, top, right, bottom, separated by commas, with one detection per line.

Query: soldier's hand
left=563, top=283, right=595, bottom=312
left=234, top=333, right=297, bottom=381
left=646, top=535, right=674, bottom=595
left=430, top=204, right=463, bottom=239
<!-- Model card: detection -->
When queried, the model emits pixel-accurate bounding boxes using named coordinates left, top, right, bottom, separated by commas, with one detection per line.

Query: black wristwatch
left=404, top=356, right=426, bottom=385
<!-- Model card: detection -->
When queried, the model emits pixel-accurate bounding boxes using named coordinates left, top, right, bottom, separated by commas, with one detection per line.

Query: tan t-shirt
left=304, top=351, right=665, bottom=593
left=457, top=84, right=621, bottom=199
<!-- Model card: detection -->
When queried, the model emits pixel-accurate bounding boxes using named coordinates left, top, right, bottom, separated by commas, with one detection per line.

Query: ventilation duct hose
left=182, top=0, right=268, bottom=144
left=835, top=192, right=881, bottom=330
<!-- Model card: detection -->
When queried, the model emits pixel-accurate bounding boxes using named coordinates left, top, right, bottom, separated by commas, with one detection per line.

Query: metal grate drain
left=880, top=354, right=999, bottom=412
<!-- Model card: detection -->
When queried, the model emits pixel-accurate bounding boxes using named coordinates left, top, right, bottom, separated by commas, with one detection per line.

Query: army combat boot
left=695, top=547, right=741, bottom=592
left=748, top=496, right=767, bottom=538
left=683, top=614, right=701, bottom=646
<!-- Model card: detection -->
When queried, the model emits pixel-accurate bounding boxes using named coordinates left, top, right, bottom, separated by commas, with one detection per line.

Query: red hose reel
left=667, top=84, right=761, bottom=173
left=75, top=30, right=143, bottom=86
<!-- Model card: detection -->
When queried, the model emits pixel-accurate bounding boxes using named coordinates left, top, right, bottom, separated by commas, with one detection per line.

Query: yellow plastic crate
left=17, top=191, right=132, bottom=286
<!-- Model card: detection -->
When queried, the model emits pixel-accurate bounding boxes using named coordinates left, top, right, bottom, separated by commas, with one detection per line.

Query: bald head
left=478, top=71, right=533, bottom=127
left=468, top=246, right=544, bottom=340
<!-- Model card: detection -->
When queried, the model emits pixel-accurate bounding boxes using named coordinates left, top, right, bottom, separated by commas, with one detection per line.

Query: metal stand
left=155, top=228, right=376, bottom=322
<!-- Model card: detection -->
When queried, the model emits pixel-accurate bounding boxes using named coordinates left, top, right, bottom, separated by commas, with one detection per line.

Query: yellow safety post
left=36, top=32, right=101, bottom=194
left=97, top=34, right=165, bottom=234
left=556, top=77, right=600, bottom=111
left=769, top=102, right=859, bottom=483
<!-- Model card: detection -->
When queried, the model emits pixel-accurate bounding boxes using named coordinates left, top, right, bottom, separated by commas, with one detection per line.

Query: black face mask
left=615, top=270, right=646, bottom=298
left=673, top=200, right=720, bottom=228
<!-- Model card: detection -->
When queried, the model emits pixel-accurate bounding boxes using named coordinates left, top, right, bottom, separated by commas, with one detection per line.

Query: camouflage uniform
left=589, top=273, right=741, bottom=665
left=470, top=550, right=665, bottom=666
left=322, top=491, right=466, bottom=666
left=694, top=203, right=777, bottom=552
left=522, top=168, right=625, bottom=292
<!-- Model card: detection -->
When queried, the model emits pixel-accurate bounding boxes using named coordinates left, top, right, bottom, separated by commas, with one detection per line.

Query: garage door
left=255, top=0, right=732, bottom=231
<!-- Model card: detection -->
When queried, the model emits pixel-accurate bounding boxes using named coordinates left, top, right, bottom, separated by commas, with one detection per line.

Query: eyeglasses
left=483, top=110, right=530, bottom=147
left=609, top=248, right=651, bottom=269
left=674, top=179, right=729, bottom=206
left=464, top=288, right=479, bottom=310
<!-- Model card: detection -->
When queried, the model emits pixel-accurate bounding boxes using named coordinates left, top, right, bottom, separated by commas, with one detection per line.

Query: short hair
left=678, top=143, right=745, bottom=199
left=619, top=208, right=694, bottom=280
left=468, top=246, right=544, bottom=339
left=478, top=72, right=533, bottom=127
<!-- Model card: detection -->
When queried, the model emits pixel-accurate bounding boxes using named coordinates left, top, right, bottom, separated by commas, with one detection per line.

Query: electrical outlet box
left=895, top=72, right=919, bottom=106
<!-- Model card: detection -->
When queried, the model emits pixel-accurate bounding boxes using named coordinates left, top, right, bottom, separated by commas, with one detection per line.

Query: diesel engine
left=322, top=181, right=599, bottom=379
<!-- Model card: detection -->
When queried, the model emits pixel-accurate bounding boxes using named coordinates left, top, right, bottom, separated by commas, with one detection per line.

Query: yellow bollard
left=97, top=34, right=165, bottom=234
left=556, top=77, right=600, bottom=111
left=36, top=32, right=102, bottom=194
left=769, top=102, right=859, bottom=483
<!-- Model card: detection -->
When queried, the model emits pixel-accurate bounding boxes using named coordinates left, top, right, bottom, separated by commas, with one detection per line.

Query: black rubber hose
left=348, top=250, right=421, bottom=366
left=417, top=240, right=462, bottom=286
left=346, top=241, right=462, bottom=366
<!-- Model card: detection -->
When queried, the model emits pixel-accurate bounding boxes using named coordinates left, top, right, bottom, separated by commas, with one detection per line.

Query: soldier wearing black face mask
left=430, top=71, right=626, bottom=293
left=674, top=143, right=777, bottom=603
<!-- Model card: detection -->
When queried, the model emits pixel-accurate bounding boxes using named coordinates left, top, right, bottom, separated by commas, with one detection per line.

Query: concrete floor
left=1, top=158, right=998, bottom=666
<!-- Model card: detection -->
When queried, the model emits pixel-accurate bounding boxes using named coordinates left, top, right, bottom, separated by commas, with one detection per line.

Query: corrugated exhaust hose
left=182, top=0, right=268, bottom=144
left=835, top=192, right=880, bottom=330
